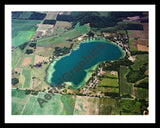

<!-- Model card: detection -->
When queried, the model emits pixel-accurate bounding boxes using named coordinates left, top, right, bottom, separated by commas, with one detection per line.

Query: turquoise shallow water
left=47, top=40, right=123, bottom=88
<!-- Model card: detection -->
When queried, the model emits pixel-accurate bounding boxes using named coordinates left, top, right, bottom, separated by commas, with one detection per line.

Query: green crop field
left=12, top=30, right=35, bottom=47
left=99, top=71, right=118, bottom=87
left=97, top=71, right=119, bottom=94
left=99, top=97, right=120, bottom=115
left=22, top=92, right=62, bottom=115
left=131, top=54, right=148, bottom=70
left=21, top=69, right=32, bottom=89
left=134, top=87, right=148, bottom=100
left=119, top=66, right=132, bottom=96
left=18, top=12, right=33, bottom=19
left=37, top=29, right=82, bottom=46
left=12, top=89, right=30, bottom=115
left=12, top=47, right=23, bottom=70
left=21, top=92, right=76, bottom=115
left=60, top=94, right=76, bottom=115
left=119, top=99, right=141, bottom=115
left=12, top=19, right=41, bottom=47
left=74, top=22, right=90, bottom=34
left=12, top=90, right=145, bottom=115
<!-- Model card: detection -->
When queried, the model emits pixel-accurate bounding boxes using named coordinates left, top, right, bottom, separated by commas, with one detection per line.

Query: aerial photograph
left=11, top=11, right=149, bottom=115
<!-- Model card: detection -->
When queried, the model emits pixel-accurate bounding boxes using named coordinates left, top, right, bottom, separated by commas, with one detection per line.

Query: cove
left=46, top=40, right=124, bottom=89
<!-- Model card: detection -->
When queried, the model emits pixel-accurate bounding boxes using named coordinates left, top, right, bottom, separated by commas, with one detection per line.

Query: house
left=111, top=71, right=115, bottom=75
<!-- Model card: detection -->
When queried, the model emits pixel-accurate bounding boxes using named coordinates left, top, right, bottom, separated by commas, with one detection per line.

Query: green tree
left=25, top=49, right=33, bottom=54
left=87, top=31, right=94, bottom=37
left=12, top=78, right=19, bottom=85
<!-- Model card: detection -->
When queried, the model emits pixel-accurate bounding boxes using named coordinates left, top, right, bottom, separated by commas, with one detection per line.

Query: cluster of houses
left=78, top=31, right=131, bottom=57
left=114, top=38, right=130, bottom=55
left=81, top=67, right=104, bottom=96
left=108, top=32, right=131, bottom=56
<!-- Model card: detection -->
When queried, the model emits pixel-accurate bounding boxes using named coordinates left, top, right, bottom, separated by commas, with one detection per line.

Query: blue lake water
left=47, top=40, right=123, bottom=88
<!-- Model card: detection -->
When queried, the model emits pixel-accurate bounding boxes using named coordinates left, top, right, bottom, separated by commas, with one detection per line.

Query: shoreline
left=110, top=41, right=126, bottom=59
left=45, top=39, right=124, bottom=88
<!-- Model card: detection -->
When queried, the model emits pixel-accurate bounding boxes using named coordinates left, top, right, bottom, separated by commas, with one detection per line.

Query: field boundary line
left=20, top=95, right=31, bottom=115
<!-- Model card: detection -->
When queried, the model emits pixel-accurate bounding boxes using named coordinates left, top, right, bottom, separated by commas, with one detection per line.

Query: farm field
left=119, top=99, right=141, bottom=115
left=99, top=98, right=120, bottom=115
left=12, top=90, right=99, bottom=115
left=12, top=19, right=41, bottom=47
left=21, top=69, right=32, bottom=89
left=119, top=53, right=148, bottom=99
left=12, top=47, right=24, bottom=70
left=131, top=54, right=148, bottom=70
left=97, top=71, right=119, bottom=96
left=22, top=93, right=64, bottom=115
left=12, top=89, right=30, bottom=115
left=12, top=90, right=144, bottom=115
left=119, top=66, right=132, bottom=96
left=74, top=22, right=90, bottom=34
left=13, top=89, right=138, bottom=115
left=11, top=11, right=150, bottom=116
left=37, top=29, right=82, bottom=46
left=45, top=11, right=58, bottom=20
left=16, top=55, right=35, bottom=68
left=53, top=21, right=72, bottom=35
left=73, top=96, right=99, bottom=115
left=128, top=23, right=148, bottom=52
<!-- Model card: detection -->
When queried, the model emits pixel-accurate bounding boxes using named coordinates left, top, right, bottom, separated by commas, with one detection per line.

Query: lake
left=46, top=40, right=124, bottom=89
